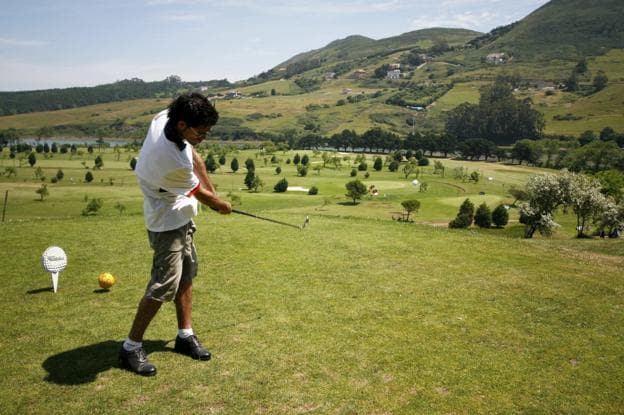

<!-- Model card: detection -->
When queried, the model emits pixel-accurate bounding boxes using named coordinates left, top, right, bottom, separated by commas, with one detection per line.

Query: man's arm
left=192, top=148, right=217, bottom=193
left=192, top=147, right=232, bottom=214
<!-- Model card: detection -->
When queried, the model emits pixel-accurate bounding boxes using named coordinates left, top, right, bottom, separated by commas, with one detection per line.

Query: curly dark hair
left=167, top=92, right=219, bottom=128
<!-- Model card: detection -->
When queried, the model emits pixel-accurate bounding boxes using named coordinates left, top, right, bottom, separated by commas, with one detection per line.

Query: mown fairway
left=1, top=147, right=623, bottom=414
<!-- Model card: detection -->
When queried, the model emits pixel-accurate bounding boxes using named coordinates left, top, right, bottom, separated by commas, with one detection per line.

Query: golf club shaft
left=232, top=209, right=302, bottom=230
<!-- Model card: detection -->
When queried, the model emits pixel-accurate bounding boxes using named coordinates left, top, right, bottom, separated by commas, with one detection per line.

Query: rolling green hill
left=473, top=0, right=624, bottom=62
left=1, top=0, right=623, bottom=142
left=276, top=28, right=481, bottom=70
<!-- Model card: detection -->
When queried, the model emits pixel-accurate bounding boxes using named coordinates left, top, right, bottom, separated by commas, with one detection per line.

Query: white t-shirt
left=135, top=110, right=200, bottom=232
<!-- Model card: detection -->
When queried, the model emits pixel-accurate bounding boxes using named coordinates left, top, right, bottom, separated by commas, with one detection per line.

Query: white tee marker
left=41, top=246, right=67, bottom=293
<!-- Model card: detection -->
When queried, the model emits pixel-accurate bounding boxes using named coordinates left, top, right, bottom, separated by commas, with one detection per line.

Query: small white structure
left=486, top=53, right=508, bottom=64
left=386, top=69, right=401, bottom=80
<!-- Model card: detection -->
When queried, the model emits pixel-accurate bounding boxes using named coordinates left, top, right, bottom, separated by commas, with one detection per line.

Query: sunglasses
left=187, top=126, right=210, bottom=138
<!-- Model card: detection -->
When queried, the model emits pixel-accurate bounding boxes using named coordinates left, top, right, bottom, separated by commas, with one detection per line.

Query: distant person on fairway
left=119, top=93, right=232, bottom=376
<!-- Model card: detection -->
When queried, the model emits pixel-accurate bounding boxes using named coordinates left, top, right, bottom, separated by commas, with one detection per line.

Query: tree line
left=0, top=76, right=231, bottom=116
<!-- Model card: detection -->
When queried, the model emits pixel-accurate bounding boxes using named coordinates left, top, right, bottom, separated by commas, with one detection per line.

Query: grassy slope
left=1, top=148, right=623, bottom=414
left=1, top=209, right=622, bottom=414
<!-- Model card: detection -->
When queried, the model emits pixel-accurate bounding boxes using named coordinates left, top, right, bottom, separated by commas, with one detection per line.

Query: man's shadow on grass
left=42, top=340, right=168, bottom=385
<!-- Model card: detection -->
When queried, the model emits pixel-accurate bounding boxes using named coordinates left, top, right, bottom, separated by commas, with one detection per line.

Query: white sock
left=178, top=328, right=194, bottom=339
left=123, top=338, right=142, bottom=351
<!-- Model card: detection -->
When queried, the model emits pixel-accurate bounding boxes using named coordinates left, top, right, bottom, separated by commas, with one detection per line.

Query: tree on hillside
left=596, top=199, right=624, bottom=238
left=519, top=174, right=570, bottom=238
left=373, top=157, right=383, bottom=171
left=593, top=70, right=608, bottom=92
left=28, top=152, right=36, bottom=167
left=345, top=179, right=367, bottom=205
left=94, top=155, right=104, bottom=170
left=35, top=184, right=48, bottom=201
left=511, top=139, right=543, bottom=165
left=564, top=71, right=579, bottom=92
left=449, top=198, right=475, bottom=229
left=562, top=140, right=623, bottom=173
left=492, top=204, right=509, bottom=228
left=595, top=169, right=624, bottom=203
left=458, top=138, right=497, bottom=160
left=402, top=159, right=419, bottom=179
left=574, top=57, right=588, bottom=74
left=444, top=80, right=544, bottom=145
left=474, top=202, right=492, bottom=228
left=244, top=170, right=255, bottom=190
left=401, top=200, right=421, bottom=221
left=230, top=157, right=239, bottom=173
left=274, top=178, right=288, bottom=193
left=245, top=158, right=255, bottom=171
left=567, top=172, right=607, bottom=238
left=205, top=154, right=217, bottom=173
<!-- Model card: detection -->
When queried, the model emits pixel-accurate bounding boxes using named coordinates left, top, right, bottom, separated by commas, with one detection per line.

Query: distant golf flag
left=41, top=246, right=67, bottom=293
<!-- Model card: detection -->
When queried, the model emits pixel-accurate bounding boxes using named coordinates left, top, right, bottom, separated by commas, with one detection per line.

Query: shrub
left=418, top=157, right=430, bottom=166
left=350, top=169, right=357, bottom=177
left=298, top=166, right=308, bottom=177
left=388, top=161, right=399, bottom=172
left=274, top=178, right=288, bottom=193
left=492, top=204, right=509, bottom=228
left=244, top=170, right=255, bottom=189
left=205, top=154, right=218, bottom=173
left=358, top=161, right=368, bottom=171
left=275, top=166, right=282, bottom=175
left=85, top=171, right=94, bottom=183
left=474, top=202, right=492, bottom=228
left=308, top=186, right=319, bottom=195
left=345, top=179, right=367, bottom=205
left=458, top=198, right=475, bottom=220
left=82, top=198, right=103, bottom=216
left=373, top=157, right=383, bottom=171
left=230, top=158, right=239, bottom=173
left=130, top=157, right=137, bottom=170
left=245, top=158, right=255, bottom=171
left=401, top=199, right=421, bottom=221
left=449, top=198, right=475, bottom=228
left=94, top=155, right=104, bottom=170
left=449, top=213, right=472, bottom=229
left=35, top=184, right=48, bottom=201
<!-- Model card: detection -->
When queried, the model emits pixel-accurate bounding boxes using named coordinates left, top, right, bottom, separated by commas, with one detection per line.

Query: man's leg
left=172, top=241, right=211, bottom=361
left=175, top=278, right=192, bottom=330
left=129, top=296, right=163, bottom=341
left=119, top=296, right=161, bottom=376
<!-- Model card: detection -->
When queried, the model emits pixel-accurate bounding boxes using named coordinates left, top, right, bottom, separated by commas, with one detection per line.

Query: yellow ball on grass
left=98, top=272, right=116, bottom=289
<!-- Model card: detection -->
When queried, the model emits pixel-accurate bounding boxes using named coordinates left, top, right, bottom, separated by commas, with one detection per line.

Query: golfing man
left=120, top=93, right=232, bottom=376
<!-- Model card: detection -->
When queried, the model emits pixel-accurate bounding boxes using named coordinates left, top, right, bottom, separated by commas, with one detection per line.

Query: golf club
left=232, top=209, right=309, bottom=230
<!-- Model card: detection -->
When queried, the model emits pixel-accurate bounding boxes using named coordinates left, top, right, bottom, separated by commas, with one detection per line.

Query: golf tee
left=51, top=272, right=59, bottom=293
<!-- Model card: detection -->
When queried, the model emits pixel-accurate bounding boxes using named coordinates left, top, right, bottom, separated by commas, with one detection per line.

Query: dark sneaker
left=119, top=346, right=157, bottom=376
left=174, top=335, right=211, bottom=361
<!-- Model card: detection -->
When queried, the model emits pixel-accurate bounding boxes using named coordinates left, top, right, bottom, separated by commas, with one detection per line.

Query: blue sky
left=0, top=0, right=549, bottom=91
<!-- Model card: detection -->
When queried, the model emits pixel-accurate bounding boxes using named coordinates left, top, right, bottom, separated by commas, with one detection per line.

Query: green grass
left=1, top=148, right=623, bottom=414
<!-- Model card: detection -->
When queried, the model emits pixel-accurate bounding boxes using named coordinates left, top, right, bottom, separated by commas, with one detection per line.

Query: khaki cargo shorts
left=145, top=221, right=198, bottom=302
